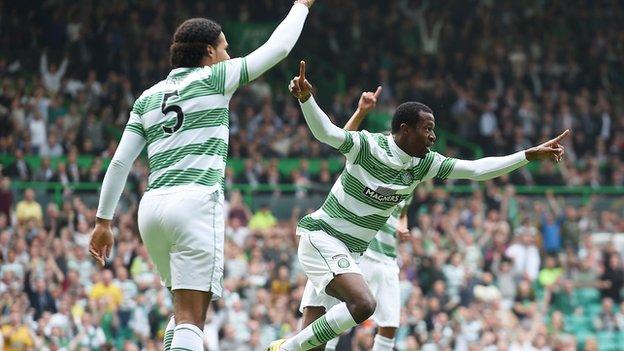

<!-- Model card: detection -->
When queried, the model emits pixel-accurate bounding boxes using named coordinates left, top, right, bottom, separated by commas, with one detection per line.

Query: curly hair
left=169, top=18, right=222, bottom=68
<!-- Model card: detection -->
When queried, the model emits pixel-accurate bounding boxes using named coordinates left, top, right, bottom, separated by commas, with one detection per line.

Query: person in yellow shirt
left=89, top=269, right=122, bottom=311
left=248, top=204, right=277, bottom=231
left=1, top=311, right=34, bottom=351
left=15, top=188, right=43, bottom=225
left=538, top=255, right=564, bottom=287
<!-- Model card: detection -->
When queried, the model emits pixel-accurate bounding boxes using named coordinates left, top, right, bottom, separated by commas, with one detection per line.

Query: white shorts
left=359, top=254, right=400, bottom=328
left=137, top=187, right=224, bottom=299
left=298, top=230, right=362, bottom=312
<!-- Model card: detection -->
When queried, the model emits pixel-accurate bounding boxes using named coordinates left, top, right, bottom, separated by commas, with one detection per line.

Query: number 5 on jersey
left=161, top=91, right=184, bottom=134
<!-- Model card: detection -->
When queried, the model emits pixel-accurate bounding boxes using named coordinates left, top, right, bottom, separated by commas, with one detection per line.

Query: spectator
left=505, top=225, right=541, bottom=281
left=1, top=311, right=34, bottom=350
left=39, top=51, right=68, bottom=94
left=15, top=188, right=43, bottom=225
left=599, top=253, right=624, bottom=304
left=5, top=149, right=31, bottom=181
left=28, top=278, right=57, bottom=321
left=249, top=204, right=277, bottom=232
left=0, top=177, right=12, bottom=219
left=538, top=255, right=563, bottom=288
left=70, top=312, right=107, bottom=350
left=89, top=269, right=123, bottom=312
left=115, top=266, right=138, bottom=330
left=594, top=297, right=617, bottom=331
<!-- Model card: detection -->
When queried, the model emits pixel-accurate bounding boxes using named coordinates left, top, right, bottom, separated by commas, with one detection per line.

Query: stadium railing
left=9, top=181, right=624, bottom=208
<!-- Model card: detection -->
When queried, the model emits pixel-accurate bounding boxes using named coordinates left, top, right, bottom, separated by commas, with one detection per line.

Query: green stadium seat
left=575, top=330, right=595, bottom=350
left=564, top=314, right=592, bottom=333
left=585, top=303, right=603, bottom=317
left=577, top=288, right=601, bottom=304
left=596, top=331, right=617, bottom=351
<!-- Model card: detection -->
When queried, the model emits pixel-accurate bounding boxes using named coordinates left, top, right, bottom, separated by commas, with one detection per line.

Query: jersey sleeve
left=96, top=116, right=147, bottom=220
left=123, top=110, right=146, bottom=141
left=422, top=152, right=457, bottom=181
left=339, top=130, right=360, bottom=159
left=197, top=57, right=249, bottom=96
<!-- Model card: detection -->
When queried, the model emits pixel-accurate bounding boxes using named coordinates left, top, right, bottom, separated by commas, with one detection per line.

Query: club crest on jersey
left=400, top=170, right=413, bottom=185
left=337, top=258, right=350, bottom=268
left=363, top=187, right=401, bottom=203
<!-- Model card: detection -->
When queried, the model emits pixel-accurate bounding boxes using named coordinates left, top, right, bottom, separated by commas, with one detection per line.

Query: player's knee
left=174, top=307, right=206, bottom=329
left=175, top=314, right=204, bottom=330
left=348, top=293, right=376, bottom=323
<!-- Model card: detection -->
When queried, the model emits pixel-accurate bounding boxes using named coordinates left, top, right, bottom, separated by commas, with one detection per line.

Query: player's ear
left=400, top=123, right=409, bottom=134
left=206, top=45, right=215, bottom=59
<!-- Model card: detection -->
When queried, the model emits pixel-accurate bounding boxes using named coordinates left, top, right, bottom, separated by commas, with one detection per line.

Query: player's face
left=208, top=32, right=230, bottom=63
left=404, top=113, right=436, bottom=157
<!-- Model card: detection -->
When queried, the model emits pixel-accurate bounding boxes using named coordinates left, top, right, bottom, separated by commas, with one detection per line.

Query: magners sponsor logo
left=363, top=187, right=401, bottom=203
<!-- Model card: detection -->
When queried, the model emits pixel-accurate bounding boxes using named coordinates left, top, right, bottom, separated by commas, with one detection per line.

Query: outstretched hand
left=357, top=86, right=382, bottom=113
left=525, top=129, right=571, bottom=162
left=289, top=60, right=313, bottom=102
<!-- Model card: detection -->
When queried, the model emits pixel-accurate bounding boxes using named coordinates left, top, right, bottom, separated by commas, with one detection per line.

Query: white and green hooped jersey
left=365, top=195, right=413, bottom=262
left=124, top=58, right=249, bottom=192
left=298, top=130, right=456, bottom=253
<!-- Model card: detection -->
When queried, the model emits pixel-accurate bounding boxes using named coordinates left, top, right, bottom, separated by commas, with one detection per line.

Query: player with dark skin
left=289, top=60, right=569, bottom=350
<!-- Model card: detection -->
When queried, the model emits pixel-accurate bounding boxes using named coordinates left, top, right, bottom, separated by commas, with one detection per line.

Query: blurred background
left=0, top=0, right=623, bottom=350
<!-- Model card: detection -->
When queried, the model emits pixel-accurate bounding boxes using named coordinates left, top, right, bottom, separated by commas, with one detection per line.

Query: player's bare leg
left=170, top=289, right=212, bottom=350
left=373, top=327, right=397, bottom=351
left=277, top=273, right=375, bottom=351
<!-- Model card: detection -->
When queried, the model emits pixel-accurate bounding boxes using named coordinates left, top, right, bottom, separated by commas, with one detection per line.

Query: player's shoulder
left=198, top=57, right=244, bottom=75
left=131, top=80, right=168, bottom=115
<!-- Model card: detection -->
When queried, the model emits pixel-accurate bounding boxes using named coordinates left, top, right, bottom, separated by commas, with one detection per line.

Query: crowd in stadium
left=0, top=0, right=623, bottom=350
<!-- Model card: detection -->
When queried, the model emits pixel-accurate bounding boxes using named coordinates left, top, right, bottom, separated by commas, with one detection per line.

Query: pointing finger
left=553, top=129, right=570, bottom=143
left=299, top=60, right=306, bottom=82
left=373, top=86, right=382, bottom=99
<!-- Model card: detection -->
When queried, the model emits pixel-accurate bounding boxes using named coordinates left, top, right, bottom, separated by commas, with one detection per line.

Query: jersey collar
left=388, top=134, right=412, bottom=164
left=168, top=67, right=196, bottom=78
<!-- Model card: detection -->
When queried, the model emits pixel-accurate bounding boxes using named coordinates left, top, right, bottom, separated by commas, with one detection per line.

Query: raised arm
left=446, top=130, right=570, bottom=181
left=57, top=56, right=69, bottom=78
left=90, top=120, right=146, bottom=265
left=245, top=0, right=313, bottom=82
left=40, top=52, right=48, bottom=76
left=289, top=61, right=346, bottom=149
left=344, top=86, right=382, bottom=131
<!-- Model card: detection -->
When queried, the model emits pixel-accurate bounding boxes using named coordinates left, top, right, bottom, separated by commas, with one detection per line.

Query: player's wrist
left=298, top=92, right=312, bottom=103
left=524, top=148, right=537, bottom=161
left=356, top=107, right=370, bottom=115
left=95, top=217, right=112, bottom=227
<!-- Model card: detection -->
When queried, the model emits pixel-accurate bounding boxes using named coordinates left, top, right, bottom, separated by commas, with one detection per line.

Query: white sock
left=325, top=337, right=339, bottom=351
left=282, top=303, right=357, bottom=351
left=164, top=316, right=175, bottom=351
left=372, top=334, right=395, bottom=351
left=171, top=323, right=203, bottom=351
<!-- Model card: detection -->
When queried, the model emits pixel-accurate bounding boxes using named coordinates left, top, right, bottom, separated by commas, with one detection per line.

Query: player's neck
left=392, top=134, right=418, bottom=158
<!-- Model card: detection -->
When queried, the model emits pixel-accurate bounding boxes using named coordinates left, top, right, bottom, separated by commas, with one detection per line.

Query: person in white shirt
left=505, top=227, right=541, bottom=281
left=40, top=51, right=69, bottom=94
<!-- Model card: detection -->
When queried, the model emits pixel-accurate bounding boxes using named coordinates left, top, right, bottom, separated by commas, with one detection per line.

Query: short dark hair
left=170, top=18, right=222, bottom=68
left=391, top=102, right=433, bottom=133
